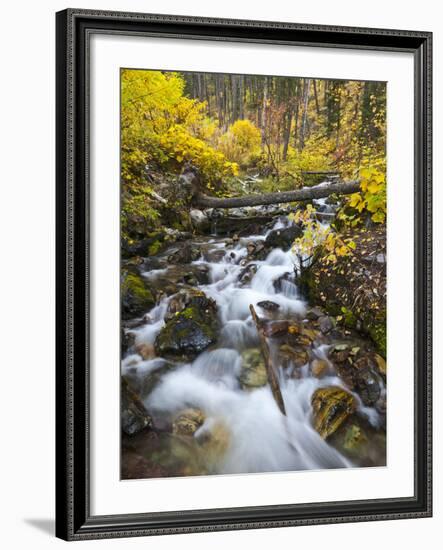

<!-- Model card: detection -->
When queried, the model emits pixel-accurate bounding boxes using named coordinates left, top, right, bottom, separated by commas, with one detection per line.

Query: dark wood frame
left=56, top=8, right=432, bottom=541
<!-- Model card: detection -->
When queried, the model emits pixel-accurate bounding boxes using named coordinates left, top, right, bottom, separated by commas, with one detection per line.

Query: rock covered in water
left=257, top=300, right=280, bottom=312
left=311, top=386, right=356, bottom=439
left=310, top=358, right=329, bottom=378
left=121, top=270, right=156, bottom=320
left=121, top=378, right=152, bottom=436
left=172, top=408, right=205, bottom=436
left=239, top=349, right=267, bottom=389
left=134, top=342, right=156, bottom=360
left=155, top=288, right=219, bottom=359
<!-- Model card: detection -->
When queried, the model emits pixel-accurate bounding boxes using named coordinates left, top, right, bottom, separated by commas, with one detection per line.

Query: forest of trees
left=183, top=72, right=385, bottom=174
left=121, top=69, right=386, bottom=240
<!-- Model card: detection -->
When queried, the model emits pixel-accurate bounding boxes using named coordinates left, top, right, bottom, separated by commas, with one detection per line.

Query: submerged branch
left=249, top=304, right=286, bottom=416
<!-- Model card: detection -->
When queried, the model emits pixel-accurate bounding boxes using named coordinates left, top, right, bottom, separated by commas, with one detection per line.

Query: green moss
left=367, top=320, right=387, bottom=358
left=155, top=299, right=218, bottom=359
left=121, top=271, right=155, bottom=319
left=181, top=306, right=197, bottom=320
left=148, top=240, right=163, bottom=256
left=123, top=273, right=153, bottom=302
left=340, top=306, right=358, bottom=329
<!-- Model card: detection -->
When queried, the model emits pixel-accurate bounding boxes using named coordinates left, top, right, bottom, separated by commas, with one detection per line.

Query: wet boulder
left=311, top=386, right=357, bottom=439
left=121, top=270, right=156, bottom=320
left=239, top=349, right=267, bottom=389
left=167, top=243, right=201, bottom=264
left=190, top=209, right=210, bottom=233
left=165, top=288, right=216, bottom=322
left=265, top=224, right=303, bottom=251
left=155, top=289, right=219, bottom=360
left=121, top=378, right=152, bottom=436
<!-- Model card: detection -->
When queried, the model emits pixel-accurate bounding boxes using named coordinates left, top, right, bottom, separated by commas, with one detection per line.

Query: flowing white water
left=125, top=213, right=382, bottom=475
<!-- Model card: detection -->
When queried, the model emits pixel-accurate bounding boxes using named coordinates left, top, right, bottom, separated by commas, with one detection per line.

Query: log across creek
left=193, top=180, right=360, bottom=209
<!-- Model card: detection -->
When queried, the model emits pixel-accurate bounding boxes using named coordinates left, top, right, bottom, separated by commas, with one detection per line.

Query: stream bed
left=121, top=211, right=386, bottom=479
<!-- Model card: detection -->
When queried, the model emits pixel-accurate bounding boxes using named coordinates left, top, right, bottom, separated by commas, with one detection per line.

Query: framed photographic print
left=55, top=9, right=432, bottom=541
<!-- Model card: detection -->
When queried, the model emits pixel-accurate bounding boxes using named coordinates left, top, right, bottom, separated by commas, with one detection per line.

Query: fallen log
left=249, top=304, right=286, bottom=416
left=193, top=180, right=359, bottom=209
left=301, top=170, right=340, bottom=175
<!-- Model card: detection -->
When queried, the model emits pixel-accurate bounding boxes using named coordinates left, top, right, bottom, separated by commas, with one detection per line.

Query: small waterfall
left=123, top=214, right=383, bottom=477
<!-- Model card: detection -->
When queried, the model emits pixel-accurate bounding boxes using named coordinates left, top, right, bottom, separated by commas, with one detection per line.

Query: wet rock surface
left=265, top=224, right=303, bottom=251
left=239, top=349, right=267, bottom=389
left=121, top=270, right=156, bottom=320
left=311, top=386, right=356, bottom=439
left=155, top=289, right=219, bottom=360
left=121, top=379, right=152, bottom=436
left=172, top=408, right=205, bottom=436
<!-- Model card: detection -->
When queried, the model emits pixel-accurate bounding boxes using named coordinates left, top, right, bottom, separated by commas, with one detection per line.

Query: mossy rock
left=311, top=386, right=356, bottom=439
left=121, top=270, right=155, bottom=320
left=239, top=349, right=267, bottom=389
left=155, top=291, right=219, bottom=360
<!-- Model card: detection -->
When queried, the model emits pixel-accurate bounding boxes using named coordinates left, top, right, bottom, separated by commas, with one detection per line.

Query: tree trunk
left=193, top=180, right=359, bottom=209
left=282, top=108, right=293, bottom=161
left=313, top=80, right=320, bottom=115
left=298, top=78, right=311, bottom=151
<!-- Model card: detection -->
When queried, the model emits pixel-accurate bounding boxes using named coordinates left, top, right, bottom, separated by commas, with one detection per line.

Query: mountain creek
left=121, top=195, right=387, bottom=479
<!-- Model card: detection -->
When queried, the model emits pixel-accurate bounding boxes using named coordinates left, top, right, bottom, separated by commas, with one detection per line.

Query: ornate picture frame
left=55, top=9, right=432, bottom=541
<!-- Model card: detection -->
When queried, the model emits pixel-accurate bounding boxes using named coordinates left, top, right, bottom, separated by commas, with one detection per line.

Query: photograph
left=120, top=68, right=388, bottom=480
